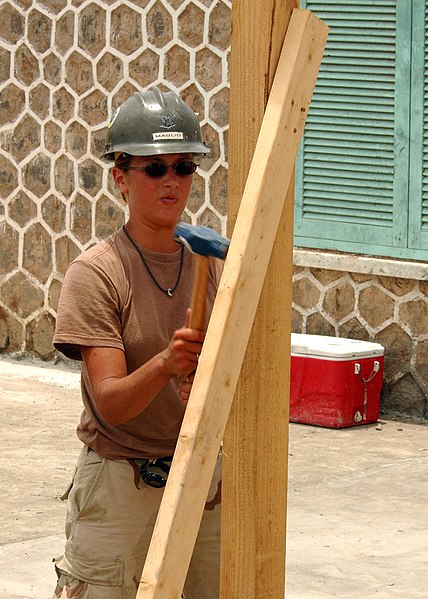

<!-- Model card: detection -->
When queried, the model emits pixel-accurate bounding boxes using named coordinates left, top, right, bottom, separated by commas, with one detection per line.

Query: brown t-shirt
left=54, top=227, right=222, bottom=460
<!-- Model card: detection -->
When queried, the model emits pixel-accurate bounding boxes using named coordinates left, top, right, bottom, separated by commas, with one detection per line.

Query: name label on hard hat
left=153, top=132, right=184, bottom=141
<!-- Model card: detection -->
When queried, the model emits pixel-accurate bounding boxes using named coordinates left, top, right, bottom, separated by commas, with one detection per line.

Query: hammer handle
left=189, top=255, right=210, bottom=331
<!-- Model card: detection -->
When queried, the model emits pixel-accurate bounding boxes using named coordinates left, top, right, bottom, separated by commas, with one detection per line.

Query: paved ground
left=0, top=355, right=427, bottom=598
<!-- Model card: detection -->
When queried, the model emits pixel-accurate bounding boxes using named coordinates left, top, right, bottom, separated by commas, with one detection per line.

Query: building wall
left=0, top=0, right=230, bottom=356
left=0, top=0, right=426, bottom=420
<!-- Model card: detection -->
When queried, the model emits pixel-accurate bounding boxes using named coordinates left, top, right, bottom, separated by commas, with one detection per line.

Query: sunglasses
left=123, top=160, right=198, bottom=178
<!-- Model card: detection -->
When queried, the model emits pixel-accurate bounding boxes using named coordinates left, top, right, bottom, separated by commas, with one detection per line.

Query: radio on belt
left=290, top=333, right=385, bottom=428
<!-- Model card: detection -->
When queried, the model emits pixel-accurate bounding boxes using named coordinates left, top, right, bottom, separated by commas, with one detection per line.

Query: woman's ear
left=111, top=166, right=129, bottom=197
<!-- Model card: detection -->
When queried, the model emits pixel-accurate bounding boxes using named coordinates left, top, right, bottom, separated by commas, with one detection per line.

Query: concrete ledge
left=294, top=248, right=428, bottom=281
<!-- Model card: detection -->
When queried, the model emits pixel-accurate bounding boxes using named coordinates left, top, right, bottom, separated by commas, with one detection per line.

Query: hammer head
left=174, top=222, right=229, bottom=259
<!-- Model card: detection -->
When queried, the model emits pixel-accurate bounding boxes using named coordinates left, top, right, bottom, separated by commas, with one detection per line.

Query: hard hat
left=102, top=87, right=210, bottom=160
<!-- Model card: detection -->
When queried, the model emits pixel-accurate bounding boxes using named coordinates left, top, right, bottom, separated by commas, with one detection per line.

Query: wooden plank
left=137, top=10, right=328, bottom=599
left=221, top=0, right=298, bottom=594
left=226, top=0, right=298, bottom=225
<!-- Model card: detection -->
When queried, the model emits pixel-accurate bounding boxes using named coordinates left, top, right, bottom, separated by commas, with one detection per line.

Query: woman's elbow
left=93, top=385, right=126, bottom=427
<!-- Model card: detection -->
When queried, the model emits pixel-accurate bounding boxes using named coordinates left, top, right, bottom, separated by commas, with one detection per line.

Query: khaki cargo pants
left=53, top=447, right=221, bottom=599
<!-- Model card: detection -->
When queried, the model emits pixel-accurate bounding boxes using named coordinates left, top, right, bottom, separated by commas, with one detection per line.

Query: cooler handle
left=354, top=361, right=380, bottom=421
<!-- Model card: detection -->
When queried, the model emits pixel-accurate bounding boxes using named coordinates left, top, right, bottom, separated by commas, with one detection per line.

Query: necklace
left=123, top=226, right=184, bottom=297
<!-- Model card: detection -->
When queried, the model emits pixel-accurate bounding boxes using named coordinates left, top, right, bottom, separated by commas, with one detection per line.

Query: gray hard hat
left=102, top=87, right=210, bottom=160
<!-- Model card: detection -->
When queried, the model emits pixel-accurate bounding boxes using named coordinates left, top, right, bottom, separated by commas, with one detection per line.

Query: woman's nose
left=162, top=167, right=180, bottom=185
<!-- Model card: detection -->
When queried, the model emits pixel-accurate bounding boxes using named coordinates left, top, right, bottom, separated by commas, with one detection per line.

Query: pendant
left=167, top=288, right=173, bottom=297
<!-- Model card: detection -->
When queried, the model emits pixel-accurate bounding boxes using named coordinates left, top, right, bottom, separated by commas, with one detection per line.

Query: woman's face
left=112, top=153, right=195, bottom=231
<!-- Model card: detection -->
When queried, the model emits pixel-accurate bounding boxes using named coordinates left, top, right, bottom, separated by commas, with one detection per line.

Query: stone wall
left=0, top=0, right=230, bottom=358
left=0, top=0, right=426, bottom=421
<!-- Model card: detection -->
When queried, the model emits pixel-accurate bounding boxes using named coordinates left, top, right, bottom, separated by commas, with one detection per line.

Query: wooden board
left=221, top=1, right=297, bottom=597
left=137, top=10, right=328, bottom=598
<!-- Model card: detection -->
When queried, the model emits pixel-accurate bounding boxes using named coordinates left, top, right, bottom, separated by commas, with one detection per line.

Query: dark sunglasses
left=123, top=160, right=198, bottom=178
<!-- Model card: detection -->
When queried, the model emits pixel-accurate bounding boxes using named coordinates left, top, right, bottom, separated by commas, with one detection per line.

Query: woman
left=52, top=87, right=222, bottom=599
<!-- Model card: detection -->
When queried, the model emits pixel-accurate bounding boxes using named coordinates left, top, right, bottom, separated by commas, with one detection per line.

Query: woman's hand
left=161, top=326, right=203, bottom=378
left=161, top=308, right=203, bottom=380
left=179, top=372, right=195, bottom=402
left=170, top=309, right=202, bottom=402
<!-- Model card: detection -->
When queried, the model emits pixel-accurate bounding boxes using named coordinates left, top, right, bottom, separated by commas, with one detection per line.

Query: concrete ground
left=0, top=356, right=427, bottom=599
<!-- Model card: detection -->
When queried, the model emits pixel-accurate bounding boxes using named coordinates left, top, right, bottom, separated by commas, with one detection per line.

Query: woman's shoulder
left=69, top=230, right=130, bottom=276
left=65, top=230, right=129, bottom=291
left=74, top=231, right=121, bottom=265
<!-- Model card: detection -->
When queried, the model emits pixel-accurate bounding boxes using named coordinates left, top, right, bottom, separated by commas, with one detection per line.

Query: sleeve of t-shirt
left=53, top=259, right=124, bottom=361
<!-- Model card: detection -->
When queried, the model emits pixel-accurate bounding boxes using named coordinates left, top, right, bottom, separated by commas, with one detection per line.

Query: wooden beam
left=221, top=2, right=297, bottom=597
left=227, top=0, right=298, bottom=225
left=137, top=10, right=328, bottom=599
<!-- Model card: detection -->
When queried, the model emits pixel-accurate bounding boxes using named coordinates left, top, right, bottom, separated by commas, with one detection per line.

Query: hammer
left=174, top=222, right=229, bottom=331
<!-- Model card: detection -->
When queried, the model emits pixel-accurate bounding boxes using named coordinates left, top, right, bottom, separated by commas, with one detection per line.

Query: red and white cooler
left=290, top=333, right=384, bottom=428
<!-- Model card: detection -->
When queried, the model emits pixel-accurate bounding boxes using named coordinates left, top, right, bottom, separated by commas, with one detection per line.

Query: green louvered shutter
left=408, top=0, right=428, bottom=251
left=295, top=1, right=412, bottom=258
left=422, top=25, right=428, bottom=252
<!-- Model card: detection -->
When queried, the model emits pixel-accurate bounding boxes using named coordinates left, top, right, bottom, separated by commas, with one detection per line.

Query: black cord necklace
left=123, top=226, right=184, bottom=297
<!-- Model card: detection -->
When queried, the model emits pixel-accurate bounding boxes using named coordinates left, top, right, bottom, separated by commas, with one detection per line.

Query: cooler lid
left=291, top=333, right=384, bottom=360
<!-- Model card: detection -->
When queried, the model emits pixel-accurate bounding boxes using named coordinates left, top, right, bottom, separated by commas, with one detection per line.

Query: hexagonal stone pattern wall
left=0, top=0, right=230, bottom=361
left=0, top=1, right=426, bottom=420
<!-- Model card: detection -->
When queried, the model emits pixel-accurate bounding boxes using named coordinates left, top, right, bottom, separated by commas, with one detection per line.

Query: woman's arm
left=81, top=324, right=204, bottom=426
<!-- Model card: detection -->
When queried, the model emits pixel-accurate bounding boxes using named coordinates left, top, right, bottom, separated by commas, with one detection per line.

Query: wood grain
left=136, top=10, right=328, bottom=598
